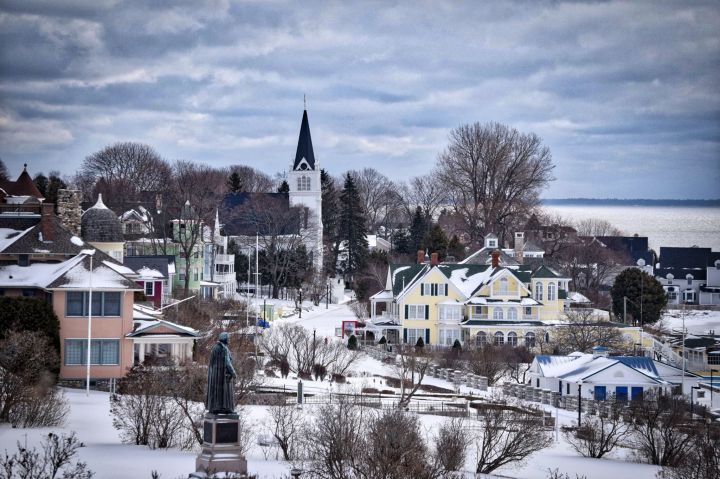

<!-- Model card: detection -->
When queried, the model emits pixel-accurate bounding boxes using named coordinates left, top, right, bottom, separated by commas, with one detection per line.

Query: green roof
left=390, top=264, right=427, bottom=296
left=532, top=265, right=560, bottom=279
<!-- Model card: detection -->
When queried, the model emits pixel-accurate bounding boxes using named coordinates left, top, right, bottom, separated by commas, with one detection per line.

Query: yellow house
left=369, top=255, right=569, bottom=348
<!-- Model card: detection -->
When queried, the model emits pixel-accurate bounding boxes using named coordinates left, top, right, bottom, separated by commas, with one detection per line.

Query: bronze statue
left=206, top=332, right=237, bottom=414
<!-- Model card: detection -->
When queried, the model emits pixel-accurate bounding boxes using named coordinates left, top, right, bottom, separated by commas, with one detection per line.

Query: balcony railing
left=470, top=314, right=489, bottom=320
left=215, top=254, right=234, bottom=264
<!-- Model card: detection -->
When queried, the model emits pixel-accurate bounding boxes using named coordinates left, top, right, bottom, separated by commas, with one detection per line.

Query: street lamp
left=82, top=249, right=96, bottom=396
left=299, top=288, right=303, bottom=319
left=577, top=380, right=583, bottom=425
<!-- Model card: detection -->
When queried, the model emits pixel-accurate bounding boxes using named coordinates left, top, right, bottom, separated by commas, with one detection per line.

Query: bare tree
left=553, top=309, right=633, bottom=355
left=392, top=345, right=433, bottom=408
left=80, top=142, right=172, bottom=207
left=267, top=400, right=303, bottom=461
left=348, top=167, right=402, bottom=234
left=399, top=174, right=447, bottom=223
left=437, top=122, right=554, bottom=246
left=564, top=403, right=631, bottom=458
left=629, top=395, right=696, bottom=467
left=433, top=417, right=470, bottom=475
left=226, top=165, right=274, bottom=193
left=167, top=160, right=227, bottom=295
left=575, top=218, right=623, bottom=237
left=466, top=345, right=506, bottom=386
left=301, top=399, right=365, bottom=479
left=473, top=406, right=553, bottom=474
left=658, top=421, right=720, bottom=479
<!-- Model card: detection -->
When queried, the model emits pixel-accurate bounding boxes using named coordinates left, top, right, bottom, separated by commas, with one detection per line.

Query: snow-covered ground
left=0, top=302, right=673, bottom=478
left=662, top=309, right=720, bottom=335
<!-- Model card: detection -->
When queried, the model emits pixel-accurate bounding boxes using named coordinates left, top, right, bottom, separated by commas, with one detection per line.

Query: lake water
left=543, top=204, right=720, bottom=252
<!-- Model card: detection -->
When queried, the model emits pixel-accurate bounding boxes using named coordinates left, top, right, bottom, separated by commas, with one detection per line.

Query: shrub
left=378, top=336, right=387, bottom=345
left=347, top=334, right=358, bottom=350
left=0, top=432, right=93, bottom=479
left=415, top=336, right=425, bottom=348
left=452, top=339, right=462, bottom=350
left=0, top=297, right=60, bottom=359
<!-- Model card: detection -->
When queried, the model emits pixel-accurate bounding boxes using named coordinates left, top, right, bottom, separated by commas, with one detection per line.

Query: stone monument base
left=190, top=413, right=247, bottom=477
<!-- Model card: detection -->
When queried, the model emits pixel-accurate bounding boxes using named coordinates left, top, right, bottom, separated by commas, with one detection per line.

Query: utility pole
left=681, top=304, right=686, bottom=397
left=577, top=382, right=583, bottom=425
left=623, top=296, right=627, bottom=324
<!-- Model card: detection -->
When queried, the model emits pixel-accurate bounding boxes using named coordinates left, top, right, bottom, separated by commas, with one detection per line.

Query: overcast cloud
left=1, top=0, right=718, bottom=198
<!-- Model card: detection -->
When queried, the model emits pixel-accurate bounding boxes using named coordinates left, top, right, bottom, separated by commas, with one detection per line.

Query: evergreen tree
left=227, top=172, right=242, bottom=192
left=424, top=224, right=449, bottom=259
left=391, top=227, right=412, bottom=255
left=610, top=268, right=667, bottom=324
left=447, top=235, right=465, bottom=261
left=321, top=169, right=340, bottom=275
left=34, top=174, right=49, bottom=197
left=339, top=173, right=368, bottom=276
left=409, top=206, right=428, bottom=253
left=347, top=334, right=358, bottom=350
left=277, top=180, right=290, bottom=194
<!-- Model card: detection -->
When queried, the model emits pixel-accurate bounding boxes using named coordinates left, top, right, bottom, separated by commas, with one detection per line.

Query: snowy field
left=0, top=302, right=676, bottom=478
left=662, top=309, right=720, bottom=335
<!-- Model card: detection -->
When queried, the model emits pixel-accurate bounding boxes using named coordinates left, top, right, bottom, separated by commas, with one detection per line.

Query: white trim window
left=439, top=305, right=462, bottom=321
left=476, top=331, right=488, bottom=346
left=525, top=332, right=536, bottom=348
left=499, top=277, right=508, bottom=293
left=493, top=308, right=504, bottom=320
left=406, top=304, right=426, bottom=320
left=439, top=329, right=461, bottom=346
left=406, top=328, right=425, bottom=345
left=145, top=281, right=154, bottom=296
left=64, top=339, right=119, bottom=365
left=297, top=176, right=311, bottom=191
left=507, top=331, right=518, bottom=346
left=507, top=307, right=518, bottom=320
left=494, top=331, right=504, bottom=346
left=535, top=282, right=543, bottom=301
left=548, top=282, right=556, bottom=301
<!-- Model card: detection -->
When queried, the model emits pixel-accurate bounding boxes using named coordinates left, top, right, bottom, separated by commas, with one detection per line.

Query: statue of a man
left=206, top=332, right=237, bottom=415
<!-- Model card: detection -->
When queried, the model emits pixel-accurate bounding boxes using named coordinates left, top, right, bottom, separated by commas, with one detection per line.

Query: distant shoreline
left=541, top=198, right=720, bottom=207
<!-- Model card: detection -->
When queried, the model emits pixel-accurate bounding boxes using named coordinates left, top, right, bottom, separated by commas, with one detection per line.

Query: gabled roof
left=522, top=240, right=544, bottom=253
left=127, top=318, right=199, bottom=337
left=436, top=263, right=496, bottom=297
left=0, top=215, right=87, bottom=256
left=124, top=256, right=169, bottom=278
left=0, top=165, right=43, bottom=199
left=293, top=109, right=316, bottom=171
left=461, top=247, right=519, bottom=266
left=389, top=264, right=427, bottom=296
left=46, top=254, right=141, bottom=290
left=531, top=265, right=562, bottom=279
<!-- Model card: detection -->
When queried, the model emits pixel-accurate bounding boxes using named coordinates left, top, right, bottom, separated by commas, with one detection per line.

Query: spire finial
left=23, top=163, right=27, bottom=171
left=304, top=94, right=307, bottom=110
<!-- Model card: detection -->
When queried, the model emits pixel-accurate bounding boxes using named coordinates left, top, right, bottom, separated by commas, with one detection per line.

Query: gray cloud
left=1, top=0, right=718, bottom=198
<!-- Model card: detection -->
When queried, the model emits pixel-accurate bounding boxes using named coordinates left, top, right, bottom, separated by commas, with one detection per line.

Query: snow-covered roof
left=567, top=291, right=591, bottom=303
left=443, top=265, right=494, bottom=297
left=0, top=227, right=33, bottom=251
left=128, top=318, right=199, bottom=337
left=466, top=297, right=541, bottom=306
left=0, top=256, right=84, bottom=288
left=370, top=289, right=393, bottom=301
left=533, top=353, right=687, bottom=384
left=136, top=266, right=165, bottom=279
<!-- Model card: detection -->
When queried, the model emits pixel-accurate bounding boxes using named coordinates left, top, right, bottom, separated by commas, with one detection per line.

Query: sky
left=1, top=0, right=719, bottom=199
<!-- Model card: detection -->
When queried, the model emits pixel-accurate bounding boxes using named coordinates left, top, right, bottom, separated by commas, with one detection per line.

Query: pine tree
left=424, top=224, right=449, bottom=259
left=227, top=172, right=242, bottom=193
left=277, top=180, right=290, bottom=194
left=339, top=173, right=368, bottom=276
left=447, top=235, right=465, bottom=260
left=610, top=268, right=667, bottom=324
left=410, top=206, right=428, bottom=253
left=321, top=169, right=340, bottom=275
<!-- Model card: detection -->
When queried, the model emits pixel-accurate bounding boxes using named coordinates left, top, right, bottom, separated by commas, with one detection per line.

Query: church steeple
left=293, top=109, right=316, bottom=171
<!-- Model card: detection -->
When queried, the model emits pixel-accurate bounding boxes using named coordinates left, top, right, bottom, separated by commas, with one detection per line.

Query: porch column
left=138, top=343, right=145, bottom=364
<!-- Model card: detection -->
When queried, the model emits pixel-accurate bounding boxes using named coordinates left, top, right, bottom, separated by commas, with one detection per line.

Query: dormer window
left=686, top=274, right=693, bottom=286
left=489, top=240, right=497, bottom=247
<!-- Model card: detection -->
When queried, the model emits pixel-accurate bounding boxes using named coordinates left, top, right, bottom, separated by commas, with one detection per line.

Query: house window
left=406, top=304, right=427, bottom=320
left=473, top=306, right=486, bottom=318
left=145, top=282, right=154, bottom=296
left=548, top=282, right=556, bottom=301
left=687, top=276, right=693, bottom=286
left=476, top=331, right=487, bottom=346
left=493, top=308, right=504, bottom=320
left=507, top=307, right=517, bottom=320
left=64, top=339, right=119, bottom=365
left=499, top=277, right=508, bottom=293
left=439, top=329, right=460, bottom=346
left=180, top=273, right=186, bottom=281
left=194, top=269, right=199, bottom=281
left=524, top=307, right=532, bottom=316
left=494, top=331, right=504, bottom=346
left=525, top=332, right=536, bottom=348
left=507, top=331, right=518, bottom=346
left=406, top=328, right=425, bottom=345
left=535, top=282, right=543, bottom=301
left=18, top=254, right=29, bottom=266
left=66, top=292, right=122, bottom=317
left=439, top=305, right=462, bottom=321
left=422, top=283, right=445, bottom=296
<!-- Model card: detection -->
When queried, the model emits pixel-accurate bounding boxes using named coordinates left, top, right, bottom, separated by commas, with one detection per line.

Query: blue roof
left=616, top=356, right=660, bottom=377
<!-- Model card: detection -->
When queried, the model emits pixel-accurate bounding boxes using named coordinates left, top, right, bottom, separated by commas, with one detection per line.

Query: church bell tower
left=288, top=107, right=323, bottom=271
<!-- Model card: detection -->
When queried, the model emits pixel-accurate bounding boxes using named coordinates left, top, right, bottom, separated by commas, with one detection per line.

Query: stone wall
left=57, top=189, right=82, bottom=236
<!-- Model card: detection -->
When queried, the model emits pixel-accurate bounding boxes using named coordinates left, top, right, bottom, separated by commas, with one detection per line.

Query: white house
left=529, top=347, right=700, bottom=401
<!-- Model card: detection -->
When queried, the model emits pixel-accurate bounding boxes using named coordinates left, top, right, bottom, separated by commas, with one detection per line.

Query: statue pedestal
left=191, top=413, right=247, bottom=477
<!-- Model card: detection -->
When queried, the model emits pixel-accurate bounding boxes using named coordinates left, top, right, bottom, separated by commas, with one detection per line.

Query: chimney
left=491, top=250, right=500, bottom=268
left=40, top=202, right=54, bottom=242
left=57, top=189, right=82, bottom=236
left=514, top=231, right=524, bottom=265
left=430, top=252, right=439, bottom=267
left=417, top=250, right=425, bottom=264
